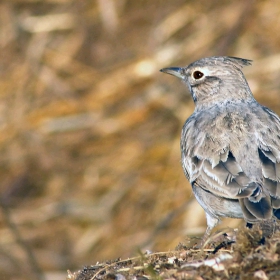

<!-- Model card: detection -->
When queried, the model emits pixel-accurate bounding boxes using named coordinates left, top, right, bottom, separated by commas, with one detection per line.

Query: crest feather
left=224, top=56, right=252, bottom=69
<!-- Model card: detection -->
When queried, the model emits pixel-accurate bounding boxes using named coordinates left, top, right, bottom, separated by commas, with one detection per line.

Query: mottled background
left=0, top=1, right=280, bottom=279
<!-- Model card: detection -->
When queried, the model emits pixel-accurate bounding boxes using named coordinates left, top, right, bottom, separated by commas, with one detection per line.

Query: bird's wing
left=239, top=106, right=280, bottom=221
left=181, top=115, right=257, bottom=199
left=181, top=142, right=257, bottom=199
left=181, top=108, right=280, bottom=221
left=181, top=134, right=273, bottom=221
left=256, top=107, right=280, bottom=218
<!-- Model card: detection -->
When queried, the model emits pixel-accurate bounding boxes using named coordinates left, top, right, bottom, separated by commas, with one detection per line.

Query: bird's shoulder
left=181, top=102, right=248, bottom=155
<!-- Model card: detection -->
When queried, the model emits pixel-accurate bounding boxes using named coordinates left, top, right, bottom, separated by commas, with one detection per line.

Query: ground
left=69, top=227, right=280, bottom=280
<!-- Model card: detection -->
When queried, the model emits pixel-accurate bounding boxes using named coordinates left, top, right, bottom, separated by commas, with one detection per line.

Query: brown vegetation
left=0, top=1, right=280, bottom=279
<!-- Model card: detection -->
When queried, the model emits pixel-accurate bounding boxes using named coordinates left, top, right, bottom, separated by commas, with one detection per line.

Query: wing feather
left=181, top=105, right=280, bottom=222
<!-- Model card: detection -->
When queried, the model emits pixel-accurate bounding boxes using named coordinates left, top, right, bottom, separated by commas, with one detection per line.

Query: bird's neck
left=194, top=88, right=256, bottom=112
left=193, top=79, right=255, bottom=111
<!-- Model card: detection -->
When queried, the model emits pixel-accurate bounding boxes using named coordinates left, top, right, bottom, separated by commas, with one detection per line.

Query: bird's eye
left=193, top=71, right=204, bottom=80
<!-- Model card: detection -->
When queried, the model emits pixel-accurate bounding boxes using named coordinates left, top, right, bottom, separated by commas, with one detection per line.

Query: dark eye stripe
left=193, top=71, right=204, bottom=79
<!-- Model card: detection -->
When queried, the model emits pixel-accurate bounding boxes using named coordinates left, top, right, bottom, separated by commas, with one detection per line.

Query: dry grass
left=0, top=1, right=280, bottom=279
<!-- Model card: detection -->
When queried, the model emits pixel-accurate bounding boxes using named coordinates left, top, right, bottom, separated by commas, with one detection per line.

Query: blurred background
left=1, top=0, right=280, bottom=279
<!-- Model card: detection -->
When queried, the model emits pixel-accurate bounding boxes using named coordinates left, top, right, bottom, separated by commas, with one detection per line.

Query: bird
left=160, top=56, right=280, bottom=244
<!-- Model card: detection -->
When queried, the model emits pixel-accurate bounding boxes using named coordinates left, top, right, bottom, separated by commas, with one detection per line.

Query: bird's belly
left=192, top=184, right=244, bottom=219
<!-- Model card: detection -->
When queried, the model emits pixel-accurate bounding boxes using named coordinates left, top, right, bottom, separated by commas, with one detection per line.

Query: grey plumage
left=160, top=56, right=280, bottom=242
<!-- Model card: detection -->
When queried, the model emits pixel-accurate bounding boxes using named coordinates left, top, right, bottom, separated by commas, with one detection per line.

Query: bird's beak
left=160, top=67, right=183, bottom=79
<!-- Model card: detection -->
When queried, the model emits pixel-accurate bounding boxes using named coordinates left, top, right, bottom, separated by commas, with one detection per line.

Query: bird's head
left=161, top=56, right=254, bottom=108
